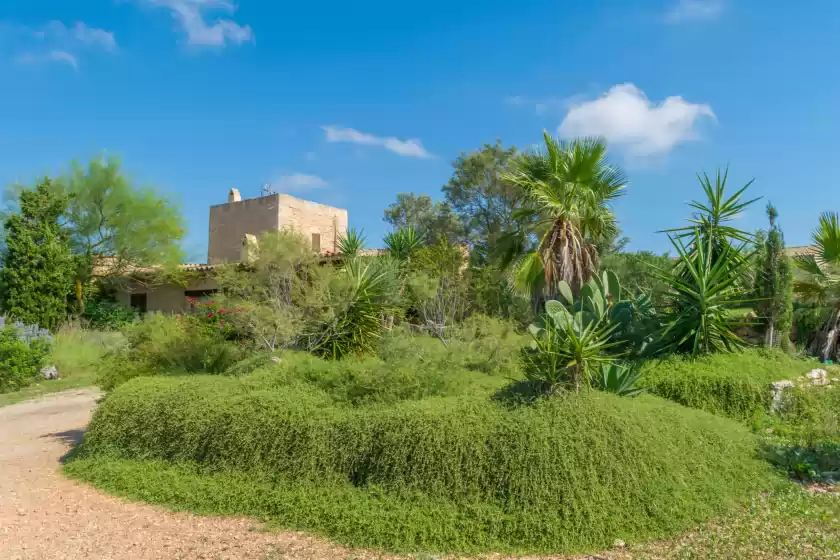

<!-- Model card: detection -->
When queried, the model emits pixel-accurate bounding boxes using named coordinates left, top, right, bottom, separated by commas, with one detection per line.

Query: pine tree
left=755, top=203, right=793, bottom=349
left=0, top=179, right=74, bottom=330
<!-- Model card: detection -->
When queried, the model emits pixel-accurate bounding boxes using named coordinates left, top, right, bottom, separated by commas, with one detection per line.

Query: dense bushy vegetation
left=0, top=322, right=52, bottom=393
left=76, top=332, right=771, bottom=554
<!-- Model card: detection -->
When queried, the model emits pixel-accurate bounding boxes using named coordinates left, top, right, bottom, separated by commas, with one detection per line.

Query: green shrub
left=82, top=299, right=136, bottom=331
left=75, top=375, right=772, bottom=554
left=641, top=348, right=813, bottom=421
left=0, top=325, right=51, bottom=393
left=97, top=313, right=245, bottom=390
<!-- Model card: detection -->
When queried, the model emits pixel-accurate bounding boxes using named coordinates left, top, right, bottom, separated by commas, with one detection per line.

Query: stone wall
left=208, top=194, right=282, bottom=264
left=276, top=194, right=348, bottom=254
left=208, top=192, right=348, bottom=263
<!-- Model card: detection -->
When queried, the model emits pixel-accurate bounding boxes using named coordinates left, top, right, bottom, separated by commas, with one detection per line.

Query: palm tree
left=793, top=212, right=840, bottom=361
left=498, top=132, right=627, bottom=305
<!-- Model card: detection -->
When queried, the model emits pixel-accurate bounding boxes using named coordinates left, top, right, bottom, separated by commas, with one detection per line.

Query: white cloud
left=71, top=22, right=118, bottom=51
left=322, top=126, right=432, bottom=159
left=16, top=49, right=79, bottom=70
left=558, top=83, right=715, bottom=156
left=275, top=173, right=328, bottom=191
left=664, top=0, right=725, bottom=24
left=143, top=0, right=254, bottom=47
left=37, top=21, right=118, bottom=51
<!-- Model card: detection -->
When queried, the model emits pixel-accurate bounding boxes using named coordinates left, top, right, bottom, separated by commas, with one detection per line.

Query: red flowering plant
left=186, top=297, right=243, bottom=341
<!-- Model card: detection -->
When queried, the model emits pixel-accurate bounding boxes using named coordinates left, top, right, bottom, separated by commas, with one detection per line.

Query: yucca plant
left=592, top=362, right=645, bottom=397
left=650, top=230, right=753, bottom=356
left=336, top=227, right=366, bottom=259
left=793, top=212, right=840, bottom=361
left=307, top=259, right=398, bottom=359
left=384, top=226, right=426, bottom=263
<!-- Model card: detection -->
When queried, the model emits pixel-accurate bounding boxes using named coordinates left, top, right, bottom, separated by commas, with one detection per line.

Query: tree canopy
left=0, top=179, right=74, bottom=329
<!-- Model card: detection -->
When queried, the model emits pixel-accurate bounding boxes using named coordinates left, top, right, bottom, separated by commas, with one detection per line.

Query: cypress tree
left=0, top=179, right=74, bottom=330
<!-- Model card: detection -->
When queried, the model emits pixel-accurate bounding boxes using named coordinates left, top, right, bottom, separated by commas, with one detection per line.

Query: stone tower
left=207, top=189, right=349, bottom=264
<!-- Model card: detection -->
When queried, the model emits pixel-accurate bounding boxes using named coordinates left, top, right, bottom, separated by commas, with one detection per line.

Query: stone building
left=115, top=189, right=349, bottom=313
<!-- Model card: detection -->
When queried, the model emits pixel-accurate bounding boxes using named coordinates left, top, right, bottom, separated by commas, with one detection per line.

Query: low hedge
left=641, top=349, right=816, bottom=421
left=73, top=375, right=773, bottom=554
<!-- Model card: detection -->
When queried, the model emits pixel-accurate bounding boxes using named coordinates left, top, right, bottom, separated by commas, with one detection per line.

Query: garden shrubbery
left=0, top=323, right=52, bottom=393
left=74, top=372, right=771, bottom=553
left=641, top=349, right=814, bottom=421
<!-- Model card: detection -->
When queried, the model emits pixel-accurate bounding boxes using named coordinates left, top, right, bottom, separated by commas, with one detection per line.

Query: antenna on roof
left=261, top=183, right=276, bottom=197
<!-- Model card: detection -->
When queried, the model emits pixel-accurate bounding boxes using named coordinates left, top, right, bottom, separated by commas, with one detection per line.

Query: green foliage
left=498, top=133, right=627, bottom=298
left=382, top=193, right=462, bottom=244
left=600, top=250, right=673, bottom=305
left=336, top=227, right=366, bottom=259
left=793, top=212, right=840, bottom=361
left=0, top=179, right=74, bottom=330
left=383, top=226, right=426, bottom=262
left=81, top=299, right=136, bottom=331
left=754, top=203, right=794, bottom=348
left=58, top=156, right=185, bottom=300
left=0, top=324, right=51, bottom=393
left=214, top=230, right=329, bottom=351
left=441, top=140, right=523, bottom=255
left=306, top=259, right=399, bottom=359
left=72, top=374, right=770, bottom=555
left=641, top=348, right=810, bottom=420
left=651, top=231, right=752, bottom=356
left=522, top=279, right=621, bottom=393
left=97, top=313, right=245, bottom=390
left=592, top=363, right=645, bottom=397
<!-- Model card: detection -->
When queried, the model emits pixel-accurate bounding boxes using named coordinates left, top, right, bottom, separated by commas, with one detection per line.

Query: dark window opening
left=130, top=293, right=148, bottom=314
left=311, top=233, right=321, bottom=252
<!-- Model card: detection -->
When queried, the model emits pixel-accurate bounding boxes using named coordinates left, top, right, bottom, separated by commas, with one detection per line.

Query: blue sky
left=1, top=0, right=838, bottom=262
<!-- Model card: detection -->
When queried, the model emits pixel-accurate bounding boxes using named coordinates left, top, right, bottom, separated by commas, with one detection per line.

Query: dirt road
left=0, top=389, right=372, bottom=560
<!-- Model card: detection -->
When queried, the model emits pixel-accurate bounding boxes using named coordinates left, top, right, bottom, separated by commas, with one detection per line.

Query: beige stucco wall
left=208, top=195, right=282, bottom=264
left=276, top=194, right=348, bottom=254
left=116, top=276, right=220, bottom=314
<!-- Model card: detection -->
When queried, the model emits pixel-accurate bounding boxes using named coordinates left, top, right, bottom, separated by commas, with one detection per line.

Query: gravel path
left=0, top=389, right=381, bottom=560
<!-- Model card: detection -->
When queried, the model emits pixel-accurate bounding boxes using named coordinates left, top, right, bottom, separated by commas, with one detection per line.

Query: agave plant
left=384, top=226, right=426, bottom=262
left=592, top=363, right=645, bottom=397
left=650, top=230, right=753, bottom=356
left=336, top=227, right=367, bottom=259
left=498, top=133, right=627, bottom=303
left=793, top=212, right=840, bottom=361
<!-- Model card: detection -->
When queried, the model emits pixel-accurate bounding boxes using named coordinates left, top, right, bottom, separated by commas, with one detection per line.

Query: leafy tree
left=793, top=212, right=840, bottom=361
left=600, top=251, right=673, bottom=306
left=441, top=140, right=524, bottom=257
left=383, top=193, right=462, bottom=243
left=754, top=203, right=793, bottom=348
left=0, top=179, right=74, bottom=330
left=57, top=157, right=186, bottom=308
left=498, top=133, right=627, bottom=302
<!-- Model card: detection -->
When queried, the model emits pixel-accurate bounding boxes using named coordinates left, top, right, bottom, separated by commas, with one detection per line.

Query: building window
left=130, top=293, right=148, bottom=314
left=311, top=233, right=321, bottom=252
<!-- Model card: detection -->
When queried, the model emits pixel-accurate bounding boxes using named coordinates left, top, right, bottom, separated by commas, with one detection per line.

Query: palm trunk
left=815, top=308, right=840, bottom=362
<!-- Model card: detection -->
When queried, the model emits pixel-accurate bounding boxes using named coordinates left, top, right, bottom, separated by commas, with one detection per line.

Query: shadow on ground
left=42, top=429, right=87, bottom=463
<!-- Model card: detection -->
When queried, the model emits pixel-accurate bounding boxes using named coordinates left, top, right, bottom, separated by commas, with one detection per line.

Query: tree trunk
left=814, top=308, right=840, bottom=362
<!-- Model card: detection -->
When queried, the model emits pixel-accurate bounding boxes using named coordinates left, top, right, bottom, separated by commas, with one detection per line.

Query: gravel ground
left=0, top=389, right=388, bottom=560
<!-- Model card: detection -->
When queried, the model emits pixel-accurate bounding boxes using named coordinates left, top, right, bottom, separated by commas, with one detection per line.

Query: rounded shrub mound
left=641, top=348, right=813, bottom=421
left=72, top=374, right=773, bottom=555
